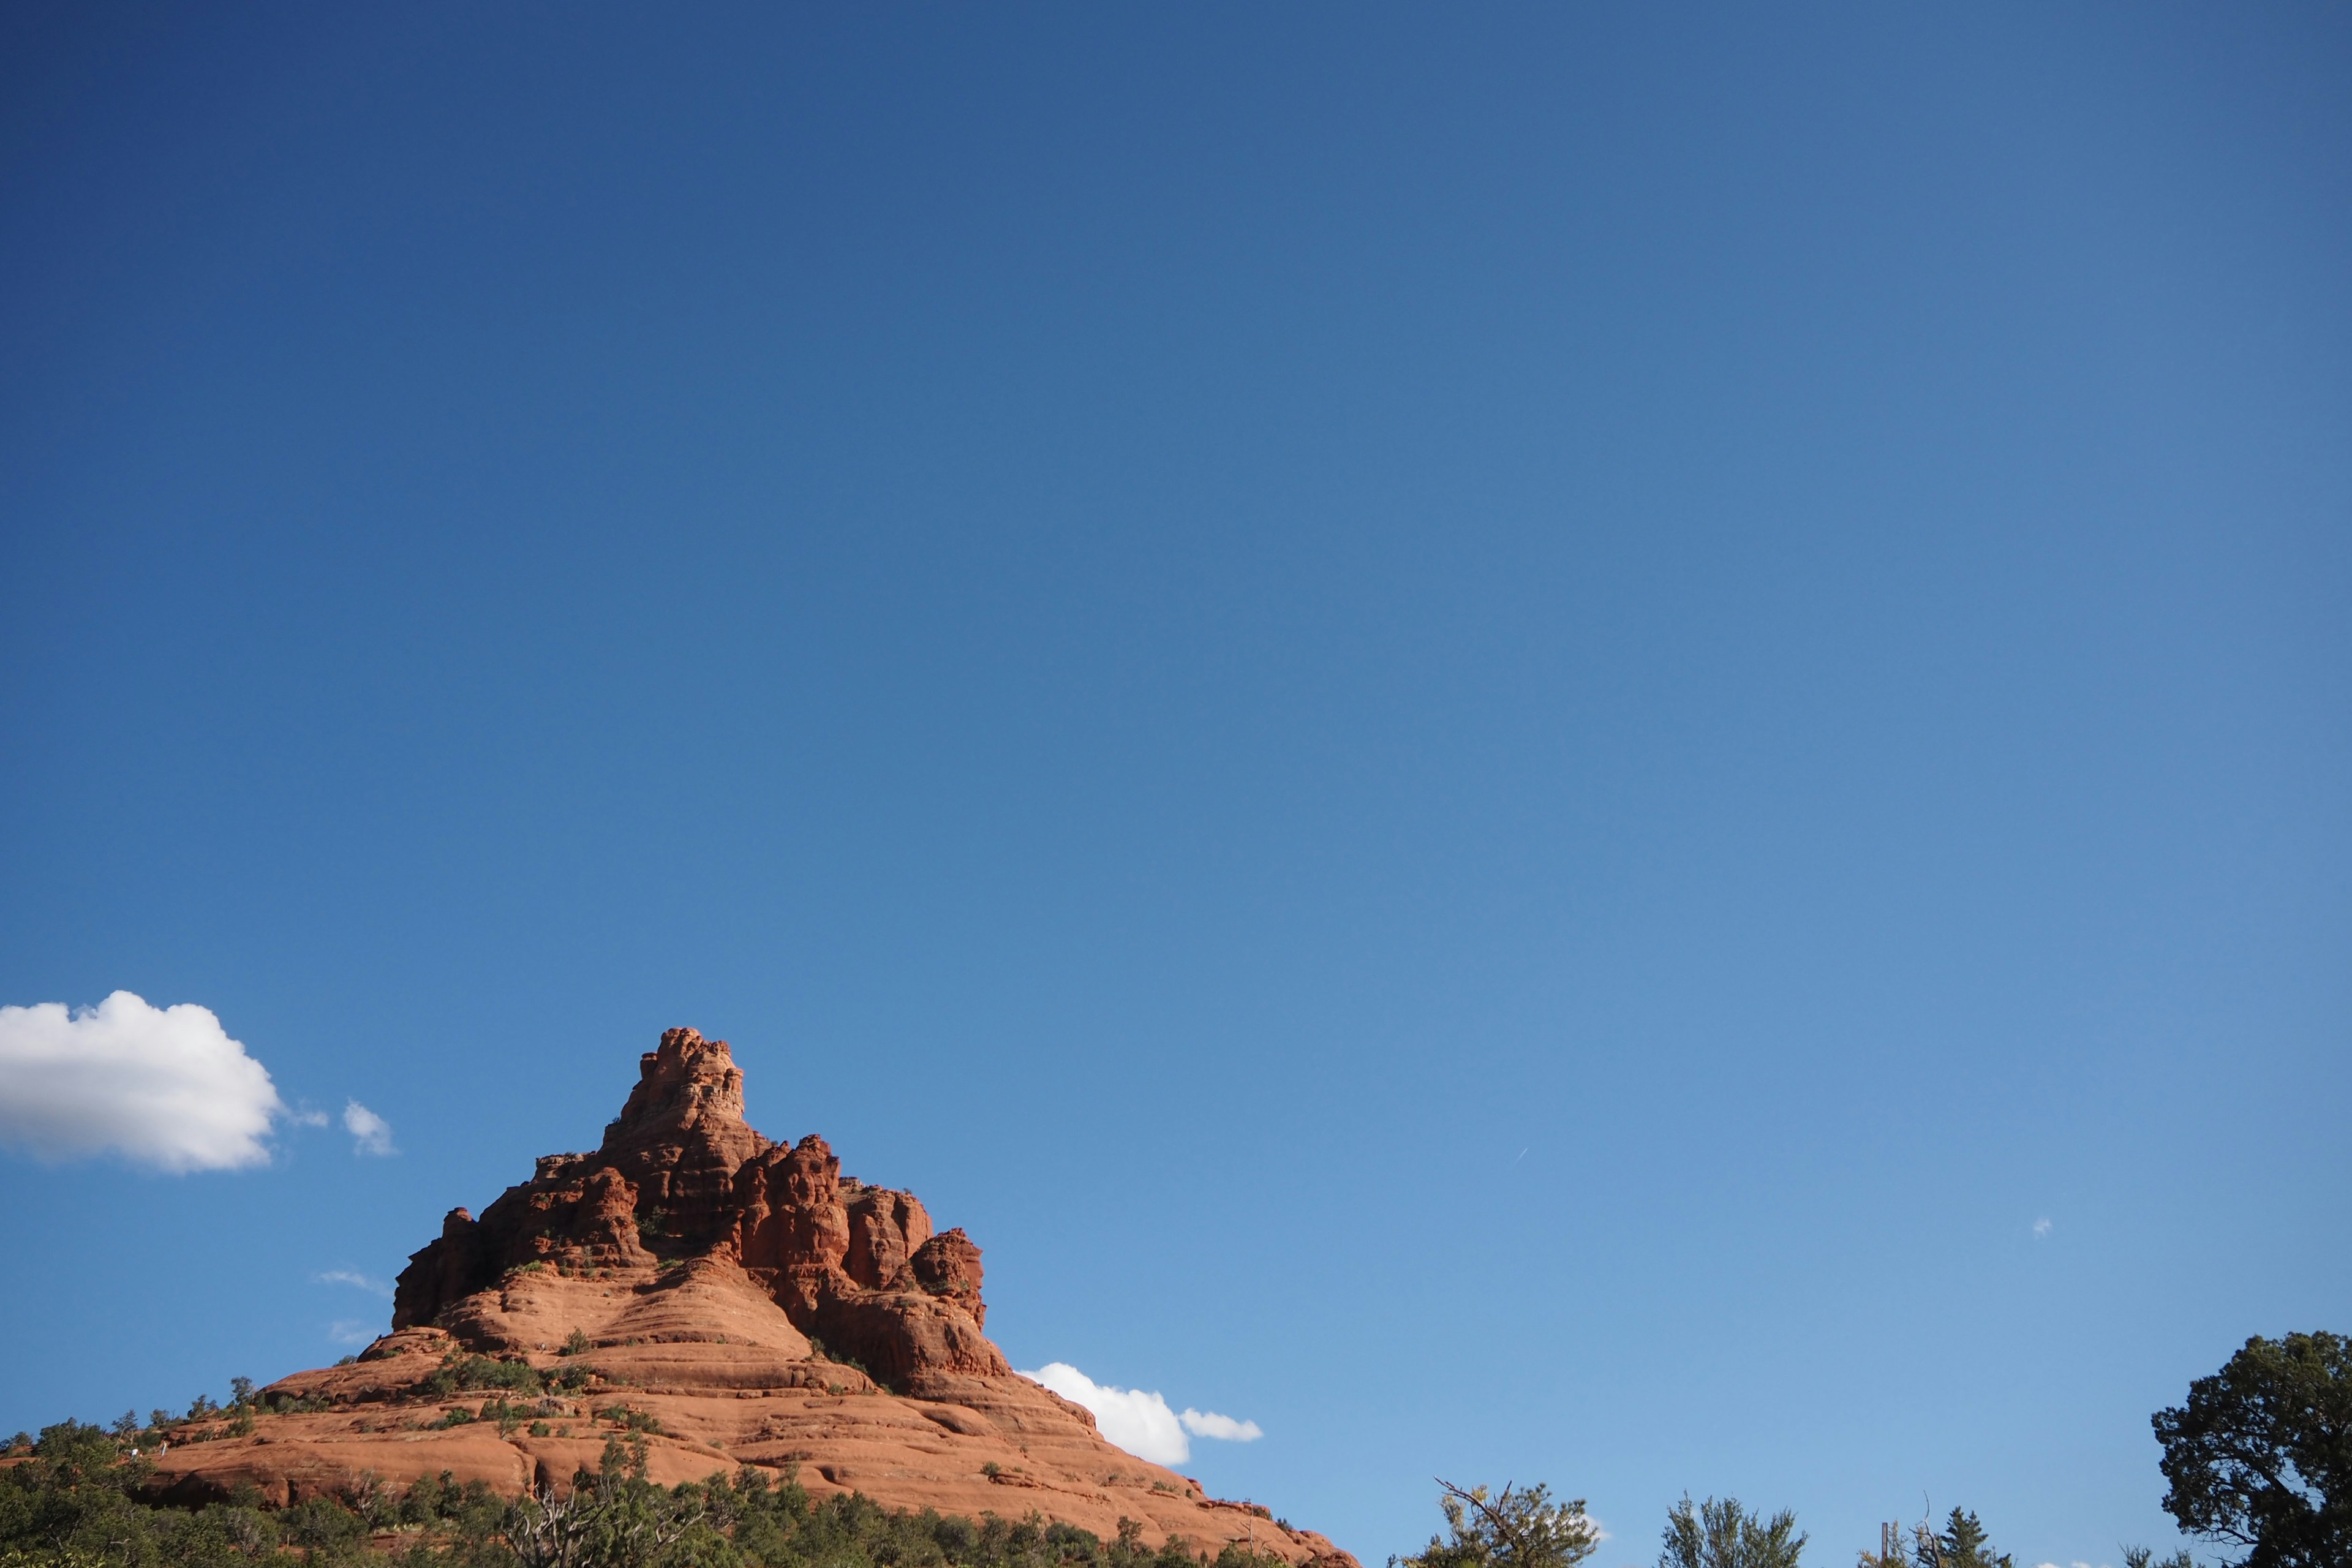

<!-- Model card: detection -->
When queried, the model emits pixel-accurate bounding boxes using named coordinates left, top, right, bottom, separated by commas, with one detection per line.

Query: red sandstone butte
left=145, top=1029, right=1354, bottom=1568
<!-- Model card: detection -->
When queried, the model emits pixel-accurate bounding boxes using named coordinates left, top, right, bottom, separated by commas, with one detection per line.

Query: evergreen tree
left=1909, top=1510, right=2008, bottom=1568
left=1659, top=1496, right=1805, bottom=1568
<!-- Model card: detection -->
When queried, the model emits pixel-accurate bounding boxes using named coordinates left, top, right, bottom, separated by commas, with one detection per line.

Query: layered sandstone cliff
left=147, top=1030, right=1351, bottom=1568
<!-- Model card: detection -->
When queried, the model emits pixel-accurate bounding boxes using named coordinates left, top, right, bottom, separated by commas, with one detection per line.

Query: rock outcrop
left=154, top=1028, right=1355, bottom=1568
left=393, top=1029, right=1009, bottom=1385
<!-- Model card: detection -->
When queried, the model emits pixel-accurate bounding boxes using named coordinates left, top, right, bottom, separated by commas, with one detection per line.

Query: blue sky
left=2, top=6, right=2347, bottom=1566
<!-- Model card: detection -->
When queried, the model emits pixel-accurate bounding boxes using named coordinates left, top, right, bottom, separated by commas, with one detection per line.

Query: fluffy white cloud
left=0, top=993, right=284, bottom=1172
left=1025, top=1363, right=1188, bottom=1463
left=1020, top=1363, right=1261, bottom=1466
left=1179, top=1409, right=1263, bottom=1442
left=343, top=1101, right=396, bottom=1156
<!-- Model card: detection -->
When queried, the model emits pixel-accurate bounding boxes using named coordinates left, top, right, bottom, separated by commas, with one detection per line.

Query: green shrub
left=600, top=1404, right=666, bottom=1436
left=481, top=1399, right=532, bottom=1438
left=423, top=1355, right=545, bottom=1399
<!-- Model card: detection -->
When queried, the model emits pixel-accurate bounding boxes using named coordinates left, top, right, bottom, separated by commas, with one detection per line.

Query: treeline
left=1387, top=1329, right=2351, bottom=1568
left=0, top=1420, right=1284, bottom=1568
left=1387, top=1479, right=2185, bottom=1568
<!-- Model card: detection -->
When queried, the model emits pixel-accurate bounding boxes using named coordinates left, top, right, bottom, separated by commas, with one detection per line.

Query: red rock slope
left=146, top=1030, right=1351, bottom=1568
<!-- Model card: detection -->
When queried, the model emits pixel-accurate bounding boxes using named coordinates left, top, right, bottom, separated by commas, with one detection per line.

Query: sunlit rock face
left=393, top=1029, right=1003, bottom=1379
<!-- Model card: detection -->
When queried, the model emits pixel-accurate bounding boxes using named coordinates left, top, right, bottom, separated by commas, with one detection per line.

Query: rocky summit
left=146, top=1030, right=1353, bottom=1567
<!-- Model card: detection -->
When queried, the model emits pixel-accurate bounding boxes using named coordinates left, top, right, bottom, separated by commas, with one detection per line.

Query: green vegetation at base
left=0, top=1422, right=1287, bottom=1568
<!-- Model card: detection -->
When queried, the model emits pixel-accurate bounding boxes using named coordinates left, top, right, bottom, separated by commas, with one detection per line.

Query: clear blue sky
left=2, top=7, right=2346, bottom=1566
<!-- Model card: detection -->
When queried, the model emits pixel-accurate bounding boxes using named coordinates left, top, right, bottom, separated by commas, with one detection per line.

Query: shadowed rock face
left=393, top=1029, right=1008, bottom=1382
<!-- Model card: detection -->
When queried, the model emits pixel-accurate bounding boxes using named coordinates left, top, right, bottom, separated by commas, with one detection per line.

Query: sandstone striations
left=149, top=1030, right=1351, bottom=1568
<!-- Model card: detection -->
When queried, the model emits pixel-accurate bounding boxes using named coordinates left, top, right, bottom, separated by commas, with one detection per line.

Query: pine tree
left=1910, top=1509, right=2010, bottom=1568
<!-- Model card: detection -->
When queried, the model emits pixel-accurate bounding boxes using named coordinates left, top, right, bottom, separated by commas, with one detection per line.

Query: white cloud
left=343, top=1101, right=396, bottom=1156
left=1180, top=1409, right=1263, bottom=1442
left=328, top=1320, right=374, bottom=1346
left=316, top=1269, right=392, bottom=1297
left=1025, top=1363, right=1189, bottom=1463
left=2033, top=1217, right=2053, bottom=1239
left=1020, top=1363, right=1262, bottom=1466
left=0, top=993, right=285, bottom=1172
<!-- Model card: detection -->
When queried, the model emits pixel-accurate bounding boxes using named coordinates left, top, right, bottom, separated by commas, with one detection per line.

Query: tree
left=1857, top=1526, right=1905, bottom=1568
left=1910, top=1510, right=2009, bottom=1568
left=1391, top=1480, right=1602, bottom=1568
left=2152, top=1330, right=2351, bottom=1568
left=2121, top=1549, right=2195, bottom=1568
left=506, top=1485, right=599, bottom=1568
left=1660, top=1496, right=1805, bottom=1568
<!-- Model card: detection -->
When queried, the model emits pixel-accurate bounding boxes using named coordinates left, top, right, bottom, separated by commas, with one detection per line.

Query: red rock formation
left=598, top=1027, right=769, bottom=1246
left=165, top=1028, right=1356, bottom=1568
left=908, top=1227, right=989, bottom=1329
left=843, top=1182, right=932, bottom=1290
left=394, top=1033, right=1001, bottom=1385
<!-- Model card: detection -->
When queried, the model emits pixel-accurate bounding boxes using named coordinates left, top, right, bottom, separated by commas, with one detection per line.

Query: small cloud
left=1179, top=1409, right=1263, bottom=1442
left=1025, top=1363, right=1188, bottom=1463
left=0, top=993, right=285, bottom=1172
left=343, top=1101, right=396, bottom=1156
left=328, top=1320, right=374, bottom=1347
left=1021, top=1363, right=1259, bottom=1466
left=2032, top=1217, right=2053, bottom=1240
left=315, top=1269, right=392, bottom=1298
left=290, top=1108, right=330, bottom=1128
